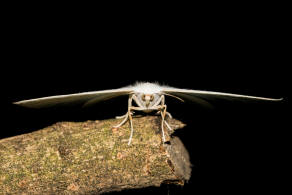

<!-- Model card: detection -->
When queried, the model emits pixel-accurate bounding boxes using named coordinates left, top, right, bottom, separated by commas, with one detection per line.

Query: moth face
left=135, top=93, right=161, bottom=108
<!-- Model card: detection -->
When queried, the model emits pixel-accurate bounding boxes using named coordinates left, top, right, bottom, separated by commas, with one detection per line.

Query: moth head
left=136, top=93, right=161, bottom=108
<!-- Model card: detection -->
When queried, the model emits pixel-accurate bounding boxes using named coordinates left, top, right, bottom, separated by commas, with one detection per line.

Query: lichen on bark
left=0, top=116, right=191, bottom=194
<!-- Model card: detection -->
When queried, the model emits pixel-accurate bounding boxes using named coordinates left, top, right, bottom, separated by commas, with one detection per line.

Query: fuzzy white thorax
left=130, top=82, right=164, bottom=94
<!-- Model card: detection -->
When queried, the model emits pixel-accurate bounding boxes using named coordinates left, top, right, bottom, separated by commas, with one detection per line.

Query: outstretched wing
left=14, top=88, right=133, bottom=108
left=162, top=88, right=283, bottom=104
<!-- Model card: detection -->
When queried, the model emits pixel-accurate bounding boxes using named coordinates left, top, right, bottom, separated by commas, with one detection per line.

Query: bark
left=0, top=116, right=191, bottom=194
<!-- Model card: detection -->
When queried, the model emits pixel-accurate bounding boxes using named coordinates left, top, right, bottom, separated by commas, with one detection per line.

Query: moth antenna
left=162, top=93, right=185, bottom=102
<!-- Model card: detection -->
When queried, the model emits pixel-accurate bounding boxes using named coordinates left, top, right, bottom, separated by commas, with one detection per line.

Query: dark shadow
left=1, top=96, right=129, bottom=139
left=167, top=99, right=286, bottom=193
left=103, top=183, right=187, bottom=195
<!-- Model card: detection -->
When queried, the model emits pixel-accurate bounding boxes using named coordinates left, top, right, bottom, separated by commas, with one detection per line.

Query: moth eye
left=150, top=95, right=154, bottom=101
left=142, top=94, right=146, bottom=101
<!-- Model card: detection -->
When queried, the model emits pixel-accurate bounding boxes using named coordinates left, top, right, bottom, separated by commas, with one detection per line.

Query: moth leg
left=113, top=113, right=129, bottom=128
left=127, top=94, right=138, bottom=145
left=123, top=94, right=148, bottom=145
left=155, top=111, right=160, bottom=115
left=115, top=113, right=128, bottom=119
left=154, top=111, right=172, bottom=130
left=114, top=111, right=134, bottom=145
left=113, top=95, right=133, bottom=129
left=166, top=111, right=172, bottom=119
left=151, top=96, right=167, bottom=142
left=160, top=95, right=167, bottom=143
left=155, top=111, right=172, bottom=119
left=160, top=105, right=167, bottom=142
left=127, top=106, right=146, bottom=145
left=128, top=109, right=134, bottom=145
left=164, top=110, right=172, bottom=130
left=164, top=120, right=172, bottom=131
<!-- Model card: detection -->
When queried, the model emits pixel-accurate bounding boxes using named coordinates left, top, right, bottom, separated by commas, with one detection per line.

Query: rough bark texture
left=0, top=116, right=191, bottom=194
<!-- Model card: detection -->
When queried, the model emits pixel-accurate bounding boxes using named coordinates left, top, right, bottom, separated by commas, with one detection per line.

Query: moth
left=14, top=82, right=282, bottom=145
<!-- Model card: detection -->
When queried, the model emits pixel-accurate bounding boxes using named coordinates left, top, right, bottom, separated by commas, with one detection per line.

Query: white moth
left=14, top=82, right=282, bottom=145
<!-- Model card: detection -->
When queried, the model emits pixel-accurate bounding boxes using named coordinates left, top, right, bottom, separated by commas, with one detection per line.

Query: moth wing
left=162, top=88, right=283, bottom=104
left=166, top=92, right=214, bottom=109
left=82, top=91, right=130, bottom=108
left=14, top=88, right=133, bottom=108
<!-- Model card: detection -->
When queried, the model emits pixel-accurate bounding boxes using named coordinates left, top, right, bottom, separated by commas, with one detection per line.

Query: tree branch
left=0, top=116, right=191, bottom=194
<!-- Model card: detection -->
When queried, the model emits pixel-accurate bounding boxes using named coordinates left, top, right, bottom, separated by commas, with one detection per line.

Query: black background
left=1, top=4, right=289, bottom=194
